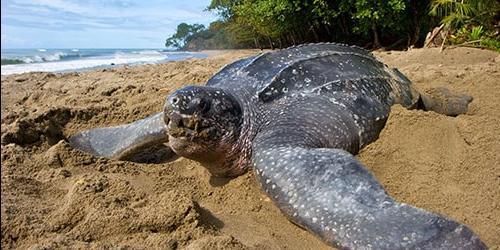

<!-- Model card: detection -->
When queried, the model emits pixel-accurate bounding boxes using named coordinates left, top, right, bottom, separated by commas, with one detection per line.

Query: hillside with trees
left=166, top=0, right=499, bottom=51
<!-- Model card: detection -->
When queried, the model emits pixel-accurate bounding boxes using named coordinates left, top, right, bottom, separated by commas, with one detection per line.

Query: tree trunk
left=299, top=27, right=307, bottom=43
left=324, top=25, right=333, bottom=40
left=410, top=0, right=421, bottom=46
left=313, top=21, right=324, bottom=41
left=340, top=15, right=348, bottom=37
left=290, top=32, right=296, bottom=45
left=309, top=22, right=320, bottom=42
left=253, top=37, right=261, bottom=49
left=267, top=36, right=274, bottom=50
left=372, top=23, right=381, bottom=48
left=412, top=24, right=420, bottom=46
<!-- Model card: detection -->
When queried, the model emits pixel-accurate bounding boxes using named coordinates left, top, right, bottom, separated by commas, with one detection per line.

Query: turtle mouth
left=165, top=112, right=215, bottom=140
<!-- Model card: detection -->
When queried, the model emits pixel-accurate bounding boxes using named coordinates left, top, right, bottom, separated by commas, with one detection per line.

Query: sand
left=1, top=47, right=499, bottom=249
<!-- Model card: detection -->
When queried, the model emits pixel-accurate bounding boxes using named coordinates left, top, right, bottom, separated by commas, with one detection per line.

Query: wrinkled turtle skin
left=70, top=43, right=484, bottom=249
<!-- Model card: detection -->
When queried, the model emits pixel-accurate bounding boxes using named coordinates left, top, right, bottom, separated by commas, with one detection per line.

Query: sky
left=1, top=0, right=218, bottom=49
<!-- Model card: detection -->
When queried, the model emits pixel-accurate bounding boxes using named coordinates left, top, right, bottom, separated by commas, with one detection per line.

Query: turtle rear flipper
left=69, top=112, right=175, bottom=162
left=420, top=87, right=473, bottom=116
left=252, top=139, right=486, bottom=249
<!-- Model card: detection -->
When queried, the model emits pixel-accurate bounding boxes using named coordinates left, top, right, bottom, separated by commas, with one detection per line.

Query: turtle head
left=164, top=85, right=243, bottom=175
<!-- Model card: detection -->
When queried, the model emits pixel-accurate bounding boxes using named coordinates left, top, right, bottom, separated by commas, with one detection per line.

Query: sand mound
left=1, top=47, right=499, bottom=249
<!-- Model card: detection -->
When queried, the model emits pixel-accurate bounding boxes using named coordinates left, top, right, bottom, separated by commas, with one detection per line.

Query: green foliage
left=352, top=0, right=407, bottom=32
left=450, top=25, right=500, bottom=50
left=469, top=26, right=484, bottom=41
left=165, top=23, right=206, bottom=49
left=233, top=0, right=293, bottom=38
left=349, top=0, right=409, bottom=47
left=207, top=0, right=241, bottom=20
left=480, top=38, right=500, bottom=51
left=166, top=0, right=499, bottom=51
left=430, top=0, right=499, bottom=29
left=429, top=0, right=499, bottom=49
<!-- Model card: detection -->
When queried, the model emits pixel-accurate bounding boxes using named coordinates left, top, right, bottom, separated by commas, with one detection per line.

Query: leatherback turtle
left=69, top=43, right=484, bottom=249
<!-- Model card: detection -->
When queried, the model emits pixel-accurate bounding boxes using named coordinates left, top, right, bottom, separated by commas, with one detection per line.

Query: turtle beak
left=163, top=86, right=220, bottom=140
left=163, top=95, right=204, bottom=138
left=163, top=99, right=179, bottom=129
left=164, top=91, right=188, bottom=127
left=163, top=102, right=172, bottom=126
left=168, top=112, right=184, bottom=129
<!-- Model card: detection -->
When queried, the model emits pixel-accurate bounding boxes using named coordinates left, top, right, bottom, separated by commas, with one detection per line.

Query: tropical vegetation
left=166, top=0, right=499, bottom=51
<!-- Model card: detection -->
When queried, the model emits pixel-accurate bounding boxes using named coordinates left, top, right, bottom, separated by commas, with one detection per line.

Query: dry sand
left=1, top=47, right=499, bottom=249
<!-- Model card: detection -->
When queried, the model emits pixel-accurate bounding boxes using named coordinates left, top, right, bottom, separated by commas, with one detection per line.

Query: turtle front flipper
left=251, top=144, right=486, bottom=249
left=69, top=112, right=175, bottom=162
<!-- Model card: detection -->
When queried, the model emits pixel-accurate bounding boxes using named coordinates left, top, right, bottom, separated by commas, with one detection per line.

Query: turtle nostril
left=164, top=115, right=170, bottom=125
left=169, top=113, right=182, bottom=127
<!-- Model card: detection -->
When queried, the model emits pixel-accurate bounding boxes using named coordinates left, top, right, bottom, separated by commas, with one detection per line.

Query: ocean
left=0, top=48, right=207, bottom=75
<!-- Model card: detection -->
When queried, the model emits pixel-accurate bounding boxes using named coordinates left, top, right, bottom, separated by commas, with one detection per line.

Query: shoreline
left=0, top=49, right=263, bottom=77
left=1, top=49, right=217, bottom=76
left=1, top=47, right=499, bottom=249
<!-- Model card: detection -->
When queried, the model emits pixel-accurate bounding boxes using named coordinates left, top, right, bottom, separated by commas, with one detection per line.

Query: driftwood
left=457, top=39, right=483, bottom=45
left=447, top=40, right=487, bottom=49
left=440, top=29, right=449, bottom=52
left=424, top=24, right=445, bottom=48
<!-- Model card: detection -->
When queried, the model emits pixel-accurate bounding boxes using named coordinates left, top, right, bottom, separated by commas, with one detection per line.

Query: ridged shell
left=207, top=43, right=418, bottom=108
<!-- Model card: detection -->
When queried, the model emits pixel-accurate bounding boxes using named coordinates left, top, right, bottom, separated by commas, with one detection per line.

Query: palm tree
left=428, top=0, right=499, bottom=47
left=430, top=0, right=499, bottom=29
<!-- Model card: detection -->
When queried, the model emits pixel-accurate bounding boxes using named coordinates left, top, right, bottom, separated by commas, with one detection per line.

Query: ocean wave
left=1, top=59, right=25, bottom=65
left=19, top=52, right=73, bottom=64
left=1, top=49, right=207, bottom=75
left=132, top=50, right=162, bottom=55
left=113, top=51, right=168, bottom=60
left=1, top=54, right=168, bottom=75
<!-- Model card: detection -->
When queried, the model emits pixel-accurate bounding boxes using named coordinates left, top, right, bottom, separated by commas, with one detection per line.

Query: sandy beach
left=1, top=47, right=499, bottom=249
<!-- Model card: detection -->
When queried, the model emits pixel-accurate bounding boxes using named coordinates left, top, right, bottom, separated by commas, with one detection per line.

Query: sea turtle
left=69, top=43, right=484, bottom=249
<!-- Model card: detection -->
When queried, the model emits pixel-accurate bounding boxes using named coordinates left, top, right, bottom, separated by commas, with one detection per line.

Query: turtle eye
left=198, top=98, right=210, bottom=113
left=171, top=97, right=179, bottom=105
left=189, top=98, right=210, bottom=114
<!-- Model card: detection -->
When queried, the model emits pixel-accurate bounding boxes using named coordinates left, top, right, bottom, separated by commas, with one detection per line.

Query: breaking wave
left=1, top=49, right=206, bottom=75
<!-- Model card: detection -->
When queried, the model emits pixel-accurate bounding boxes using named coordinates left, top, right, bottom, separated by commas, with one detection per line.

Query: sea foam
left=1, top=49, right=205, bottom=75
left=1, top=55, right=166, bottom=75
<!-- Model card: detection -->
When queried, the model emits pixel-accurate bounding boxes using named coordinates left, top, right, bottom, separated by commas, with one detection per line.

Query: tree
left=168, top=0, right=498, bottom=50
left=428, top=0, right=500, bottom=48
left=207, top=0, right=242, bottom=20
left=349, top=0, right=408, bottom=48
left=430, top=0, right=499, bottom=29
left=165, top=23, right=206, bottom=49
